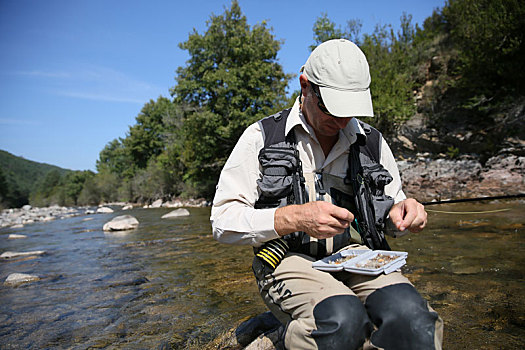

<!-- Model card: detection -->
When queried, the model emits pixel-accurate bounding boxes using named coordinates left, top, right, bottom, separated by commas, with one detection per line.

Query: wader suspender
left=346, top=123, right=393, bottom=251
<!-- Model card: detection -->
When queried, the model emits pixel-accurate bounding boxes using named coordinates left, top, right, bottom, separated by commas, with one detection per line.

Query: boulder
left=103, top=215, right=139, bottom=231
left=4, top=273, right=40, bottom=285
left=97, top=207, right=114, bottom=214
left=162, top=200, right=183, bottom=208
left=7, top=234, right=27, bottom=239
left=122, top=204, right=133, bottom=210
left=1, top=250, right=46, bottom=259
left=161, top=209, right=191, bottom=219
left=151, top=199, right=163, bottom=208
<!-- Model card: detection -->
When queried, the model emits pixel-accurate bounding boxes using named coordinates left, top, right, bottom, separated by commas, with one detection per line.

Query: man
left=211, top=39, right=443, bottom=349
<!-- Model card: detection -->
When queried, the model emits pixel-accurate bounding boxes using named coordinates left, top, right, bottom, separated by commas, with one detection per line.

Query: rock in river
left=96, top=206, right=114, bottom=214
left=161, top=209, right=190, bottom=219
left=1, top=250, right=46, bottom=259
left=8, top=234, right=27, bottom=239
left=103, top=215, right=139, bottom=231
left=4, top=273, right=40, bottom=286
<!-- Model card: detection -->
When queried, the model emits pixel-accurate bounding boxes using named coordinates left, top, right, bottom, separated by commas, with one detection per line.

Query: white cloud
left=0, top=118, right=42, bottom=126
left=11, top=70, right=72, bottom=79
left=57, top=91, right=145, bottom=104
left=8, top=64, right=164, bottom=104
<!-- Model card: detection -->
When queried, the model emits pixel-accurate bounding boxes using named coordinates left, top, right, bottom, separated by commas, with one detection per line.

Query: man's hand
left=389, top=198, right=427, bottom=233
left=275, top=201, right=354, bottom=239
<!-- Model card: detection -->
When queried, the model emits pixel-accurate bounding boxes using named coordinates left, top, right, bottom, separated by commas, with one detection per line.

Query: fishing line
left=422, top=193, right=525, bottom=206
left=425, top=208, right=511, bottom=214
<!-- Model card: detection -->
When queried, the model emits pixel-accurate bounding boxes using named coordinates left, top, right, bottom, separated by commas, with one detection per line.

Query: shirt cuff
left=252, top=207, right=281, bottom=242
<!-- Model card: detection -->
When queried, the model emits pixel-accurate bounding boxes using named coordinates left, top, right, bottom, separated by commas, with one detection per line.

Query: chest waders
left=254, top=109, right=394, bottom=268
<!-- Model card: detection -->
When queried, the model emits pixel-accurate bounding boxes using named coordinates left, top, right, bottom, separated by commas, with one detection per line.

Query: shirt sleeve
left=380, top=138, right=406, bottom=204
left=210, top=122, right=281, bottom=247
left=380, top=137, right=409, bottom=237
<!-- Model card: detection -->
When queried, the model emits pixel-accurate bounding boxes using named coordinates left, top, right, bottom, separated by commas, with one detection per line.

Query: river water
left=0, top=201, right=524, bottom=349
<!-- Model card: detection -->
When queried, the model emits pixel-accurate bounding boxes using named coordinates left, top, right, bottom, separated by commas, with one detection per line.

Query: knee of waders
left=365, top=283, right=439, bottom=350
left=311, top=295, right=372, bottom=350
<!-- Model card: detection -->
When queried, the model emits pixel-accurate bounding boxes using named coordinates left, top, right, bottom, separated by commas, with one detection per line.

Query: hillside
left=0, top=150, right=70, bottom=208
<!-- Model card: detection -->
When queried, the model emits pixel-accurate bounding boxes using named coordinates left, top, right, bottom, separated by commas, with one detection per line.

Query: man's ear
left=299, top=74, right=309, bottom=98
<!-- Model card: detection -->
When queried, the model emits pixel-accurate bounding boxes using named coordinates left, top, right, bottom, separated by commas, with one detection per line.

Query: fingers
left=390, top=198, right=427, bottom=233
left=407, top=202, right=427, bottom=232
left=302, top=201, right=354, bottom=239
left=330, top=203, right=354, bottom=223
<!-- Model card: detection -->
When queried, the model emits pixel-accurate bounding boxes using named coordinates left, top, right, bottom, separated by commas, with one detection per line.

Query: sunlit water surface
left=0, top=202, right=523, bottom=349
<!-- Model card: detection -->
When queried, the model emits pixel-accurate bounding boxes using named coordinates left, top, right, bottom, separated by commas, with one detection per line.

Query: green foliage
left=446, top=145, right=460, bottom=159
left=363, top=14, right=421, bottom=133
left=123, top=96, right=176, bottom=170
left=310, top=14, right=418, bottom=134
left=30, top=170, right=95, bottom=207
left=92, top=96, right=184, bottom=203
left=442, top=0, right=525, bottom=94
left=0, top=150, right=70, bottom=208
left=310, top=13, right=362, bottom=50
left=0, top=168, right=8, bottom=209
left=61, top=171, right=95, bottom=206
left=130, top=159, right=176, bottom=203
left=77, top=175, right=101, bottom=206
left=96, top=138, right=133, bottom=177
left=94, top=170, right=120, bottom=204
left=170, top=0, right=292, bottom=197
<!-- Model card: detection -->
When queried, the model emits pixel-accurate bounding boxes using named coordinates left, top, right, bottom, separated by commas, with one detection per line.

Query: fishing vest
left=254, top=108, right=394, bottom=267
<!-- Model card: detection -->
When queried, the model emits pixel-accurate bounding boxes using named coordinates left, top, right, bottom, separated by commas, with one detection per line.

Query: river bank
left=399, top=153, right=525, bottom=202
left=0, top=198, right=209, bottom=229
left=1, top=155, right=523, bottom=229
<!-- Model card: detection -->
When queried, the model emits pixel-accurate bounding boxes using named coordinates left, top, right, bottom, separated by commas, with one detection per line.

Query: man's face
left=302, top=82, right=353, bottom=138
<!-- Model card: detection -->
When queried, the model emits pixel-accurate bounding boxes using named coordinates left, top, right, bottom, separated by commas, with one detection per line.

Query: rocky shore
left=398, top=154, right=525, bottom=202
left=1, top=155, right=523, bottom=230
left=0, top=198, right=209, bottom=229
left=0, top=205, right=86, bottom=229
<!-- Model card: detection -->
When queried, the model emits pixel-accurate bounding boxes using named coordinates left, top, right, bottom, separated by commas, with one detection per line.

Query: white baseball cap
left=301, top=39, right=374, bottom=117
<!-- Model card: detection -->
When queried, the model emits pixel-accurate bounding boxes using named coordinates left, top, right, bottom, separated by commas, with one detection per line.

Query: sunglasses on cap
left=310, top=83, right=336, bottom=117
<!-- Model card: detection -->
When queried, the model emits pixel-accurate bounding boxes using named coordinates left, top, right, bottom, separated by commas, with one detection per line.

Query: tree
left=77, top=175, right=101, bottom=206
left=0, top=168, right=8, bottom=208
left=124, top=96, right=177, bottom=170
left=171, top=0, right=292, bottom=197
left=310, top=13, right=362, bottom=50
left=310, top=14, right=418, bottom=133
left=441, top=0, right=525, bottom=94
left=61, top=171, right=95, bottom=206
left=96, top=138, right=133, bottom=178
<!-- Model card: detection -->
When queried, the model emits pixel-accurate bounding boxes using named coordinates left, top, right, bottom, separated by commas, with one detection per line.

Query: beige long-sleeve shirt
left=211, top=99, right=406, bottom=247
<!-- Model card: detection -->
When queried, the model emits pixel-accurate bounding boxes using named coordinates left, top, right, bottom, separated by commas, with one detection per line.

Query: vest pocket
left=361, top=163, right=394, bottom=228
left=257, top=145, right=298, bottom=202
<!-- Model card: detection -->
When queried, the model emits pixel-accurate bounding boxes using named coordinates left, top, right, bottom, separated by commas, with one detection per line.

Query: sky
left=0, top=0, right=446, bottom=171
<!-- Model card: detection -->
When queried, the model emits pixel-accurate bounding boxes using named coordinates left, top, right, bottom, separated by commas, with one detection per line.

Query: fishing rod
left=422, top=193, right=525, bottom=206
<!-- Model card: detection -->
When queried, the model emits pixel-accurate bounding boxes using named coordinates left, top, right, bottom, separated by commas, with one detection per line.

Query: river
left=0, top=201, right=524, bottom=349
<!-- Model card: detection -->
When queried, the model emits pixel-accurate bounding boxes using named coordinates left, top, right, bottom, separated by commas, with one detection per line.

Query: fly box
left=313, top=249, right=407, bottom=275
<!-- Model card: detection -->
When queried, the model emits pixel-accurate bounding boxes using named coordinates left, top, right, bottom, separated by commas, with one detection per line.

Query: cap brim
left=319, top=86, right=374, bottom=117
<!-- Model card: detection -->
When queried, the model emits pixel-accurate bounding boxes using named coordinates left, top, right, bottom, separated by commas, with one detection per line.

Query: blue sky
left=0, top=0, right=446, bottom=171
